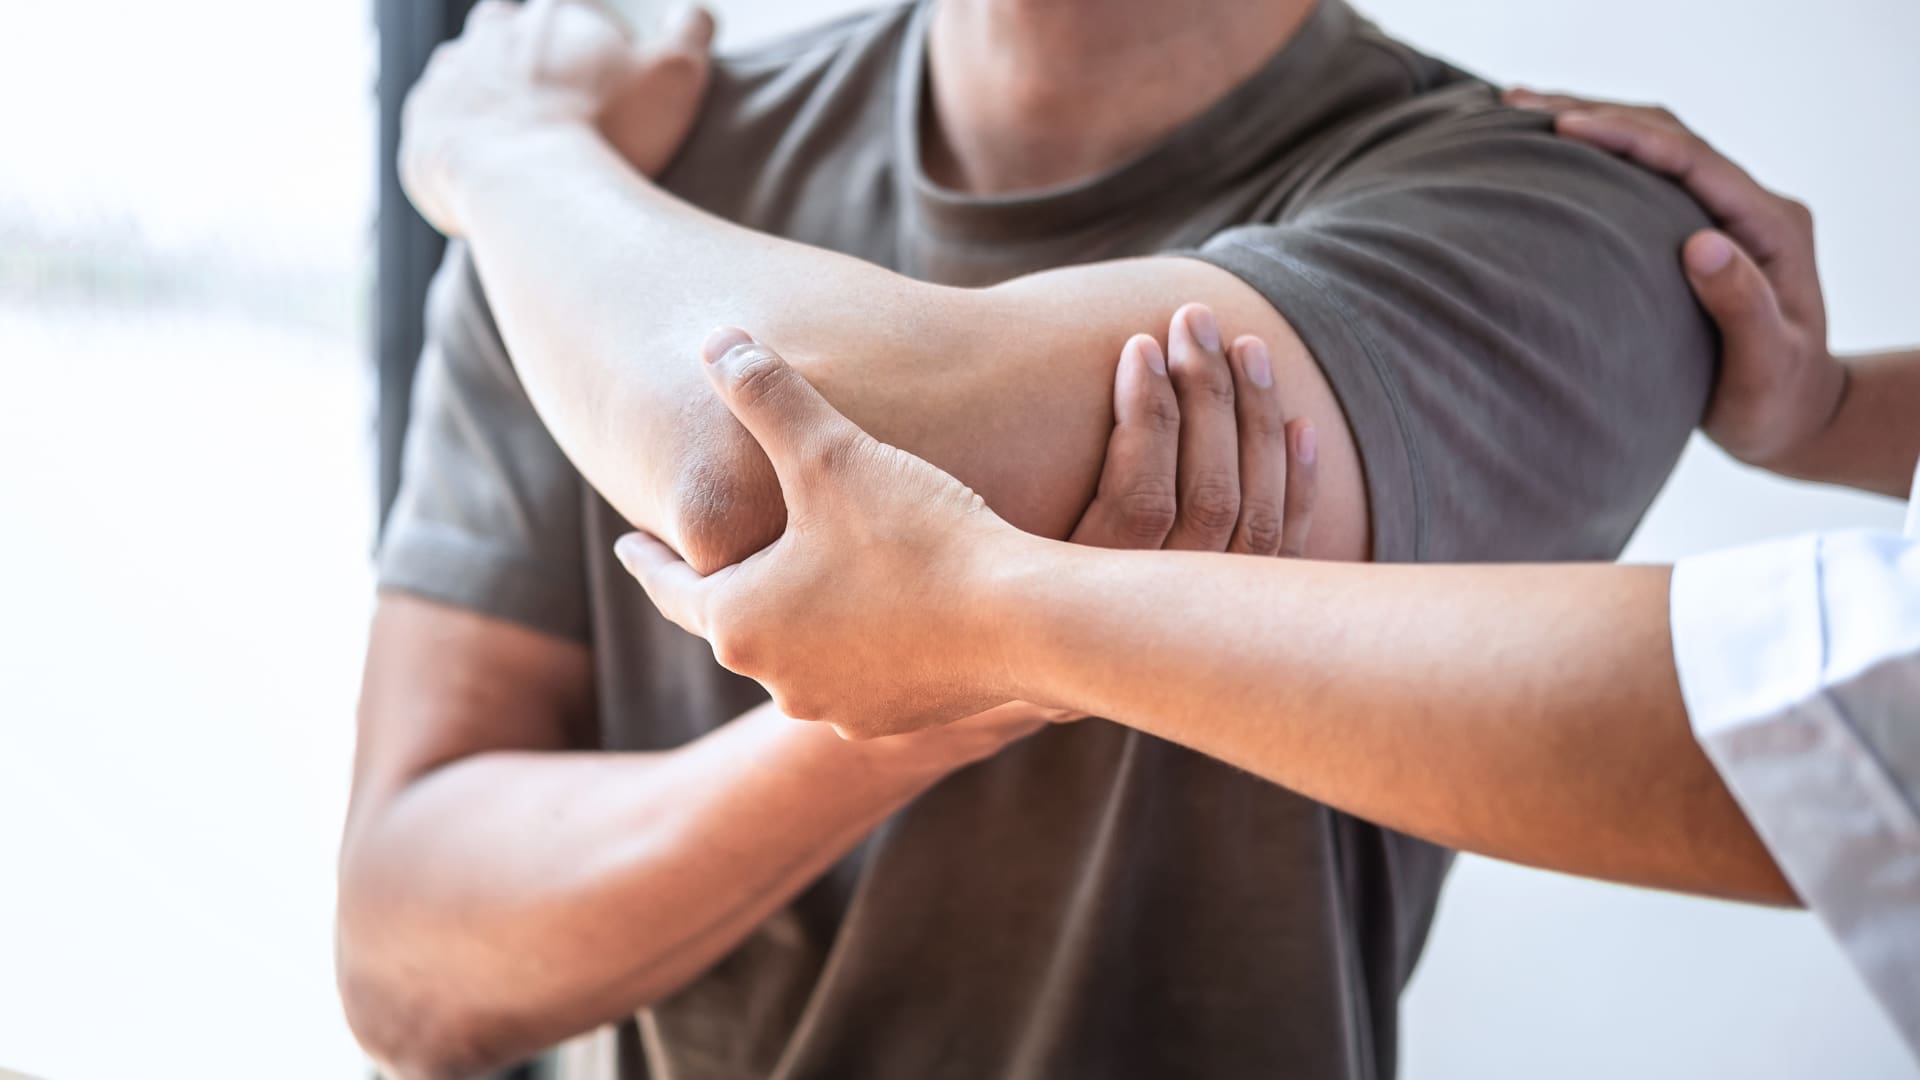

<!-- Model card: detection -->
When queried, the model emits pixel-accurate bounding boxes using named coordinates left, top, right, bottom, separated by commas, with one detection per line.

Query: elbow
left=335, top=849, right=518, bottom=1080
left=336, top=926, right=517, bottom=1080
left=665, top=415, right=789, bottom=574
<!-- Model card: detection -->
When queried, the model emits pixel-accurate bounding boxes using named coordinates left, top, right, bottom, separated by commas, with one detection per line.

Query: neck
left=924, top=0, right=1320, bottom=194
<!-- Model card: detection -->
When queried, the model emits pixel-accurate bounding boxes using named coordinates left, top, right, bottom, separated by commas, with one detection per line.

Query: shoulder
left=660, top=4, right=911, bottom=220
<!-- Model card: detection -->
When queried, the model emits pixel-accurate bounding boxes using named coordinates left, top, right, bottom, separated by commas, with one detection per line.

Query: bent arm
left=449, top=120, right=1368, bottom=570
left=998, top=546, right=1794, bottom=904
left=338, top=596, right=978, bottom=1077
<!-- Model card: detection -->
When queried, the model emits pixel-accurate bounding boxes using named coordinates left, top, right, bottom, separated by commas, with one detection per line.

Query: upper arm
left=951, top=258, right=1372, bottom=562
left=1187, top=96, right=1717, bottom=563
left=354, top=243, right=598, bottom=819
left=807, top=103, right=1713, bottom=569
left=349, top=594, right=593, bottom=823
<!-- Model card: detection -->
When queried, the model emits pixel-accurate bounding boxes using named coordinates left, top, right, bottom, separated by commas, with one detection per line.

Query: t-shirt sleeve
left=376, top=244, right=589, bottom=642
left=1194, top=90, right=1717, bottom=563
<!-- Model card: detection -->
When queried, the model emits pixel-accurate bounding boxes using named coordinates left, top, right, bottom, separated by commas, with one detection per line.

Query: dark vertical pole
left=374, top=0, right=478, bottom=535
left=370, top=2, right=547, bottom=1076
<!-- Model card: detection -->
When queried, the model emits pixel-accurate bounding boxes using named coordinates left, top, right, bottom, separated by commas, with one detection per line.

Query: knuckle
left=1187, top=368, right=1237, bottom=409
left=798, top=431, right=861, bottom=479
left=1172, top=356, right=1236, bottom=408
left=774, top=690, right=818, bottom=723
left=1236, top=503, right=1284, bottom=554
left=1136, top=390, right=1182, bottom=437
left=1246, top=403, right=1289, bottom=442
left=1180, top=476, right=1241, bottom=533
left=724, top=347, right=789, bottom=408
left=710, top=631, right=755, bottom=674
left=1107, top=485, right=1179, bottom=545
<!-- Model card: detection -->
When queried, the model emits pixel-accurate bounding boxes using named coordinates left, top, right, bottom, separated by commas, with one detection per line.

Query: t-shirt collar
left=891, top=0, right=1362, bottom=248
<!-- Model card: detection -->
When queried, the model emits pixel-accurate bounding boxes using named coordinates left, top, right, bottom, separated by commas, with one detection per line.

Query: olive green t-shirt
left=378, top=2, right=1715, bottom=1077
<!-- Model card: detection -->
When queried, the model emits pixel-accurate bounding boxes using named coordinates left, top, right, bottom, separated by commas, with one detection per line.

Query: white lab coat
left=1671, top=462, right=1920, bottom=1057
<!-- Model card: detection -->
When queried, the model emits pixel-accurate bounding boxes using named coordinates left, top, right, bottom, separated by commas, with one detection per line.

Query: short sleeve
left=1195, top=87, right=1716, bottom=563
left=376, top=244, right=590, bottom=642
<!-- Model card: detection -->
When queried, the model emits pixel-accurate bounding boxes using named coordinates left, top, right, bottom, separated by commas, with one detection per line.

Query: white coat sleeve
left=1670, top=465, right=1920, bottom=1056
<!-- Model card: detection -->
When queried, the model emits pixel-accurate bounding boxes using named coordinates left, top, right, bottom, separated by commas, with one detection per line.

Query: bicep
left=347, top=592, right=594, bottom=831
left=795, top=255, right=1371, bottom=561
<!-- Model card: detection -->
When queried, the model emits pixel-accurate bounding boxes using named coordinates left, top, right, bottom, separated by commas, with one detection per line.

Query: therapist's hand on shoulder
left=617, top=310, right=1317, bottom=740
left=1506, top=89, right=1847, bottom=475
left=400, top=0, right=714, bottom=237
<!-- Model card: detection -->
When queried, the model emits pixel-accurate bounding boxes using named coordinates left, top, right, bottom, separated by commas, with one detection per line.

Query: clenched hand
left=400, top=0, right=713, bottom=237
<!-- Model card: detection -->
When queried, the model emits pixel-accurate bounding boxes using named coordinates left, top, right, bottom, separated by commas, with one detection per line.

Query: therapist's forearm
left=998, top=546, right=1795, bottom=905
left=1782, top=348, right=1920, bottom=498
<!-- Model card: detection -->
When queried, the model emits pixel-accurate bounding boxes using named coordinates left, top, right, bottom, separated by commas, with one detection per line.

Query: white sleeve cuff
left=1670, top=533, right=1826, bottom=740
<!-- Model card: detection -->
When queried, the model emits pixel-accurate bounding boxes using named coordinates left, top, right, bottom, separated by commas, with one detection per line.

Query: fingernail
left=1138, top=335, right=1167, bottom=376
left=613, top=533, right=645, bottom=571
left=1243, top=339, right=1273, bottom=388
left=1296, top=423, right=1317, bottom=466
left=1687, top=232, right=1735, bottom=275
left=1185, top=306, right=1220, bottom=352
left=701, top=327, right=753, bottom=363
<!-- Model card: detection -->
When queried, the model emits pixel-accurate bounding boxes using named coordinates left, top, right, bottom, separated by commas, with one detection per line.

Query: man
left=339, top=1, right=1721, bottom=1076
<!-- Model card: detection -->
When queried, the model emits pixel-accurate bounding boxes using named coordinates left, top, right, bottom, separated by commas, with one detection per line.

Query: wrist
left=969, top=530, right=1069, bottom=707
left=1753, top=350, right=1851, bottom=482
left=443, top=113, right=602, bottom=235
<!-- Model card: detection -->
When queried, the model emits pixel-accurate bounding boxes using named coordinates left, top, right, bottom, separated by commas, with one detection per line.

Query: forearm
left=1779, top=348, right=1920, bottom=497
left=338, top=703, right=952, bottom=1077
left=1000, top=545, right=1792, bottom=904
left=453, top=121, right=1366, bottom=569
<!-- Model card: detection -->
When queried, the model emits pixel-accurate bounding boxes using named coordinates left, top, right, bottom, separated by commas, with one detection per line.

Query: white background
left=0, top=0, right=1914, bottom=1077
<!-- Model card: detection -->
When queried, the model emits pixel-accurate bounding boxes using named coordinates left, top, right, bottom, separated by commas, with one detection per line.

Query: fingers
left=1502, top=87, right=1598, bottom=113
left=1278, top=419, right=1317, bottom=557
left=613, top=530, right=714, bottom=639
left=1682, top=229, right=1787, bottom=360
left=656, top=2, right=716, bottom=52
left=1224, top=336, right=1287, bottom=555
left=1069, top=335, right=1180, bottom=549
left=698, top=328, right=868, bottom=510
left=1507, top=92, right=1812, bottom=270
left=1162, top=304, right=1242, bottom=551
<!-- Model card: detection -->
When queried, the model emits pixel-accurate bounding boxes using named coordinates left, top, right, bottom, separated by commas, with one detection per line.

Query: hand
left=615, top=305, right=1318, bottom=741
left=1504, top=89, right=1846, bottom=473
left=400, top=0, right=713, bottom=236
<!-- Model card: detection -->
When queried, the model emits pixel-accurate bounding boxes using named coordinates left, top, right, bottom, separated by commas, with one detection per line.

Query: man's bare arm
left=448, top=121, right=1368, bottom=571
left=338, top=596, right=1020, bottom=1078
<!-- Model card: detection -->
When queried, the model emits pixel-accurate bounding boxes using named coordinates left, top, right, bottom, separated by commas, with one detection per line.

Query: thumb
left=613, top=530, right=717, bottom=639
left=1683, top=230, right=1785, bottom=361
left=699, top=328, right=870, bottom=501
